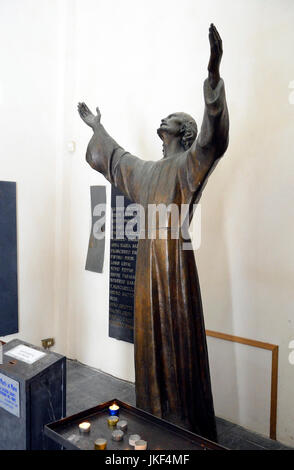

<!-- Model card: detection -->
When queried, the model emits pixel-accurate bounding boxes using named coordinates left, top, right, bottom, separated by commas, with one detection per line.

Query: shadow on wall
left=198, top=180, right=239, bottom=424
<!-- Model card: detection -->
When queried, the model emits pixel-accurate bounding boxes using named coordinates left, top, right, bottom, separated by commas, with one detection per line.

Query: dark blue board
left=85, top=186, right=106, bottom=273
left=0, top=181, right=18, bottom=336
left=109, top=186, right=138, bottom=343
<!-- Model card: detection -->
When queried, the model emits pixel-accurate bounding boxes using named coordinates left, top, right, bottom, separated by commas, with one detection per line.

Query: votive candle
left=135, top=439, right=147, bottom=450
left=129, top=434, right=141, bottom=446
left=112, top=430, right=124, bottom=442
left=107, top=416, right=119, bottom=427
left=109, top=404, right=120, bottom=416
left=117, top=420, right=128, bottom=432
left=94, top=438, right=107, bottom=450
left=79, top=421, right=91, bottom=434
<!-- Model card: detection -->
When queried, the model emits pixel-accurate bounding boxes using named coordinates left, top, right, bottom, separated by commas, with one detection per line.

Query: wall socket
left=41, top=338, right=55, bottom=349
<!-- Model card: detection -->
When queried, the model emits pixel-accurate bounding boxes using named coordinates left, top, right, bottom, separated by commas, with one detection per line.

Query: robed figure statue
left=78, top=24, right=229, bottom=441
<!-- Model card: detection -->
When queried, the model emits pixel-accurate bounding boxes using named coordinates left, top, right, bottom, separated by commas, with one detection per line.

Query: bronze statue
left=78, top=24, right=229, bottom=441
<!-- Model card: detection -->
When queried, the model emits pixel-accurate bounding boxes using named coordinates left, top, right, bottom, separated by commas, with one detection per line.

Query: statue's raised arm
left=183, top=24, right=229, bottom=195
left=78, top=102, right=101, bottom=130
left=207, top=23, right=222, bottom=90
left=77, top=102, right=148, bottom=203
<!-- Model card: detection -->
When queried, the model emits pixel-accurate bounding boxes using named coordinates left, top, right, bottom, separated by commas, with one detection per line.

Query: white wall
left=62, top=0, right=294, bottom=445
left=0, top=0, right=60, bottom=346
left=1, top=0, right=294, bottom=446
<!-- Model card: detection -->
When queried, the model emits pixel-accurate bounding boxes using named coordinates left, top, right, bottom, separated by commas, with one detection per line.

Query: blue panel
left=0, top=181, right=18, bottom=336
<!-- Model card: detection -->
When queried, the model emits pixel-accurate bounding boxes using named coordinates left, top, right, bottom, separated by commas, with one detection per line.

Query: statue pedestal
left=0, top=339, right=66, bottom=450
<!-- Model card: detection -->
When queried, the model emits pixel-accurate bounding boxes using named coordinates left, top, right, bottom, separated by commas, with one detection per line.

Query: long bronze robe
left=86, top=78, right=229, bottom=440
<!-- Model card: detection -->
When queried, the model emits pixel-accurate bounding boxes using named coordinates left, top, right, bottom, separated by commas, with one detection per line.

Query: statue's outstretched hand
left=78, top=102, right=101, bottom=130
left=208, top=24, right=223, bottom=89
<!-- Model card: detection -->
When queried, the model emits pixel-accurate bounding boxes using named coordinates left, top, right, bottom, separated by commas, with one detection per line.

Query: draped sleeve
left=85, top=124, right=148, bottom=203
left=179, top=78, right=229, bottom=200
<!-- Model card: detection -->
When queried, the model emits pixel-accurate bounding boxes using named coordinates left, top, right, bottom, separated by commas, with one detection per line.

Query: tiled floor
left=67, top=359, right=292, bottom=450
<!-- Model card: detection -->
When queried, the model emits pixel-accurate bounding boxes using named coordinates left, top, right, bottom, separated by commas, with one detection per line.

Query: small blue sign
left=0, top=372, right=20, bottom=418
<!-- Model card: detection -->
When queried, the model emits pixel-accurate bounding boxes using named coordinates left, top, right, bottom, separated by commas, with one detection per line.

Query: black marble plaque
left=109, top=186, right=138, bottom=343
left=0, top=181, right=18, bottom=336
left=85, top=186, right=106, bottom=273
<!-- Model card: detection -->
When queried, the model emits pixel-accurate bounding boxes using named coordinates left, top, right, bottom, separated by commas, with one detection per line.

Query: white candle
left=129, top=434, right=141, bottom=446
left=135, top=439, right=147, bottom=450
left=79, top=421, right=91, bottom=434
left=112, top=430, right=124, bottom=442
left=117, top=420, right=128, bottom=431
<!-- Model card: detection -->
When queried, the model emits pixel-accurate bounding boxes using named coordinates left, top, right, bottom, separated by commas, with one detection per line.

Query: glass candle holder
left=109, top=404, right=120, bottom=416
left=129, top=434, right=141, bottom=446
left=94, top=438, right=107, bottom=450
left=112, top=430, right=124, bottom=442
left=107, top=416, right=119, bottom=428
left=117, top=420, right=128, bottom=432
left=135, top=439, right=147, bottom=450
left=79, top=421, right=91, bottom=434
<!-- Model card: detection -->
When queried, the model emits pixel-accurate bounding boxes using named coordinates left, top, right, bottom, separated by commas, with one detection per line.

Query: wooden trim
left=206, top=329, right=278, bottom=440
left=270, top=346, right=279, bottom=440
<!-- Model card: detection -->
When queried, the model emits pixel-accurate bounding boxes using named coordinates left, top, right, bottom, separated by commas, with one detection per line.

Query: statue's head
left=157, top=112, right=198, bottom=151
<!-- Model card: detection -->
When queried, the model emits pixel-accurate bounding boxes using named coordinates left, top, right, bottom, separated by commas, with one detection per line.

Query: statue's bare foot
left=77, top=102, right=101, bottom=130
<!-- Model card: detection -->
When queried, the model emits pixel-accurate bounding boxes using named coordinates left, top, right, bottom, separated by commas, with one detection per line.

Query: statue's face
left=157, top=113, right=185, bottom=139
